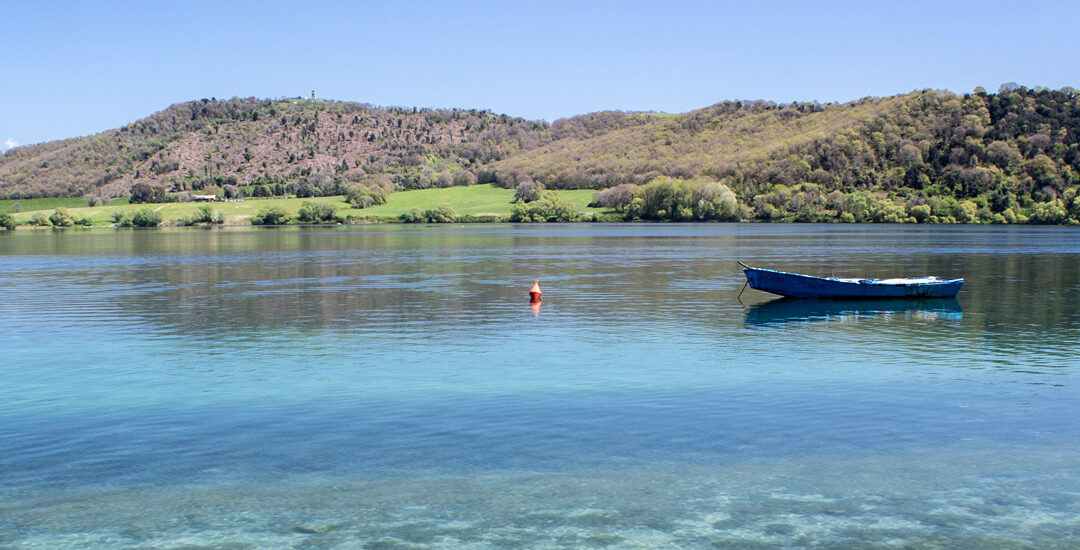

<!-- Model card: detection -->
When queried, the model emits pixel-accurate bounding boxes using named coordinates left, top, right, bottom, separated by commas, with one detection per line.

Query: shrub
left=908, top=204, right=932, bottom=223
left=0, top=212, right=16, bottom=230
left=430, top=203, right=457, bottom=223
left=346, top=184, right=389, bottom=208
left=793, top=206, right=832, bottom=223
left=626, top=177, right=741, bottom=221
left=1028, top=199, right=1068, bottom=224
left=399, top=208, right=427, bottom=223
left=952, top=200, right=979, bottom=223
left=869, top=200, right=908, bottom=223
left=297, top=201, right=339, bottom=223
left=49, top=208, right=75, bottom=227
left=11, top=202, right=22, bottom=213
left=398, top=204, right=458, bottom=223
left=756, top=203, right=784, bottom=221
left=594, top=212, right=624, bottom=223
left=184, top=204, right=222, bottom=225
left=250, top=206, right=290, bottom=225
left=129, top=208, right=163, bottom=227
left=29, top=212, right=51, bottom=226
left=510, top=191, right=577, bottom=222
left=834, top=191, right=876, bottom=222
left=454, top=214, right=501, bottom=223
left=689, top=181, right=741, bottom=221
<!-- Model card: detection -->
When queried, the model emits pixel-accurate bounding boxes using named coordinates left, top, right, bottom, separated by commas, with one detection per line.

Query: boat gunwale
left=740, top=265, right=964, bottom=287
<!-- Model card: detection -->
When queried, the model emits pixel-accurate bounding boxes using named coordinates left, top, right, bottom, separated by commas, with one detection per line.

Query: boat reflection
left=745, top=297, right=962, bottom=327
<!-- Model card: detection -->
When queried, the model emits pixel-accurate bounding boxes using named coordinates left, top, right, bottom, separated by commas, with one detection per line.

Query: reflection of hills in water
left=745, top=298, right=963, bottom=327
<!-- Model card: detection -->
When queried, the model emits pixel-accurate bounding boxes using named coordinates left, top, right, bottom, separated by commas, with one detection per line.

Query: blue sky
left=3, top=0, right=1078, bottom=149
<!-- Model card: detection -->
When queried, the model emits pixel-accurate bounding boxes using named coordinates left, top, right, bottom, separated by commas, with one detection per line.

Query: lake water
left=2, top=224, right=1079, bottom=548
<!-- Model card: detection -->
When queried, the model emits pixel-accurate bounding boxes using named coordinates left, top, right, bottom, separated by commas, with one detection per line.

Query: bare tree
left=514, top=179, right=543, bottom=202
left=452, top=170, right=477, bottom=187
left=593, top=184, right=639, bottom=211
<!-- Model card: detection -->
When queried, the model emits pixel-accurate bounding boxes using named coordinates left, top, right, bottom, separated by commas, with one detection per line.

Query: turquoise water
left=2, top=224, right=1079, bottom=548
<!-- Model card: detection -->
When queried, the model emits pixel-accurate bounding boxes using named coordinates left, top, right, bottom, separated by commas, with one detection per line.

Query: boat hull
left=742, top=267, right=963, bottom=299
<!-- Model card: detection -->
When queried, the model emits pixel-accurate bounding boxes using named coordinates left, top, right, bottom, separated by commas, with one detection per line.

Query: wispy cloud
left=1, top=138, right=17, bottom=152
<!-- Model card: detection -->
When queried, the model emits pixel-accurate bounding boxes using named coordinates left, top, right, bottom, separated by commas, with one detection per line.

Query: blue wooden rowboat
left=739, top=262, right=963, bottom=299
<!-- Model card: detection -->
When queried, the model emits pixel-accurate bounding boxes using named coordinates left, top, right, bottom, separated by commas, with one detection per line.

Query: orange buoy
left=529, top=280, right=542, bottom=302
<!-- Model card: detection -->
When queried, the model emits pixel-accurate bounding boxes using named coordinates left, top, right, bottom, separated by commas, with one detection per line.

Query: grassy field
left=6, top=185, right=605, bottom=227
left=341, top=184, right=599, bottom=218
left=0, top=197, right=128, bottom=213
left=9, top=196, right=353, bottom=226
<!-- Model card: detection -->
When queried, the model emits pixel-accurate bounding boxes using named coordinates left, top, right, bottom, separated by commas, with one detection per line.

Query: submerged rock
left=294, top=523, right=337, bottom=534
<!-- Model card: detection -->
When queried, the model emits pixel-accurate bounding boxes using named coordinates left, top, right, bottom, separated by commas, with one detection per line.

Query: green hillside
left=497, top=87, right=1080, bottom=223
left=493, top=97, right=904, bottom=189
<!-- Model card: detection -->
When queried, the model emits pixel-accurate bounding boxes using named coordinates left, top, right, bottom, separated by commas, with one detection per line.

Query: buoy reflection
left=529, top=279, right=543, bottom=317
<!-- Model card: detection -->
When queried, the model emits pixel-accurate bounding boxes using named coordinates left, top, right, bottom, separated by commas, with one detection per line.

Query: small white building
left=191, top=194, right=217, bottom=202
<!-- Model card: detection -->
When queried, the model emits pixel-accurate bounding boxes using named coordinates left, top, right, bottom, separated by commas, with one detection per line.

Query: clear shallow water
left=1, top=224, right=1079, bottom=548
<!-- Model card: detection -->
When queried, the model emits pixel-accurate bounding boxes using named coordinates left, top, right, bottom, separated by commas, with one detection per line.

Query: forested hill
left=497, top=88, right=1080, bottom=199
left=3, top=87, right=1080, bottom=223
left=509, top=86, right=1080, bottom=223
left=0, top=98, right=552, bottom=199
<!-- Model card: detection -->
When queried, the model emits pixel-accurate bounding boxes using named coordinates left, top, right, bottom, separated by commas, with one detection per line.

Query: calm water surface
left=1, top=224, right=1079, bottom=548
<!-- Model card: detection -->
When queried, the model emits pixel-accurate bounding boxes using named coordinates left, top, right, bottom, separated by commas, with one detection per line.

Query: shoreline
left=6, top=216, right=1080, bottom=229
